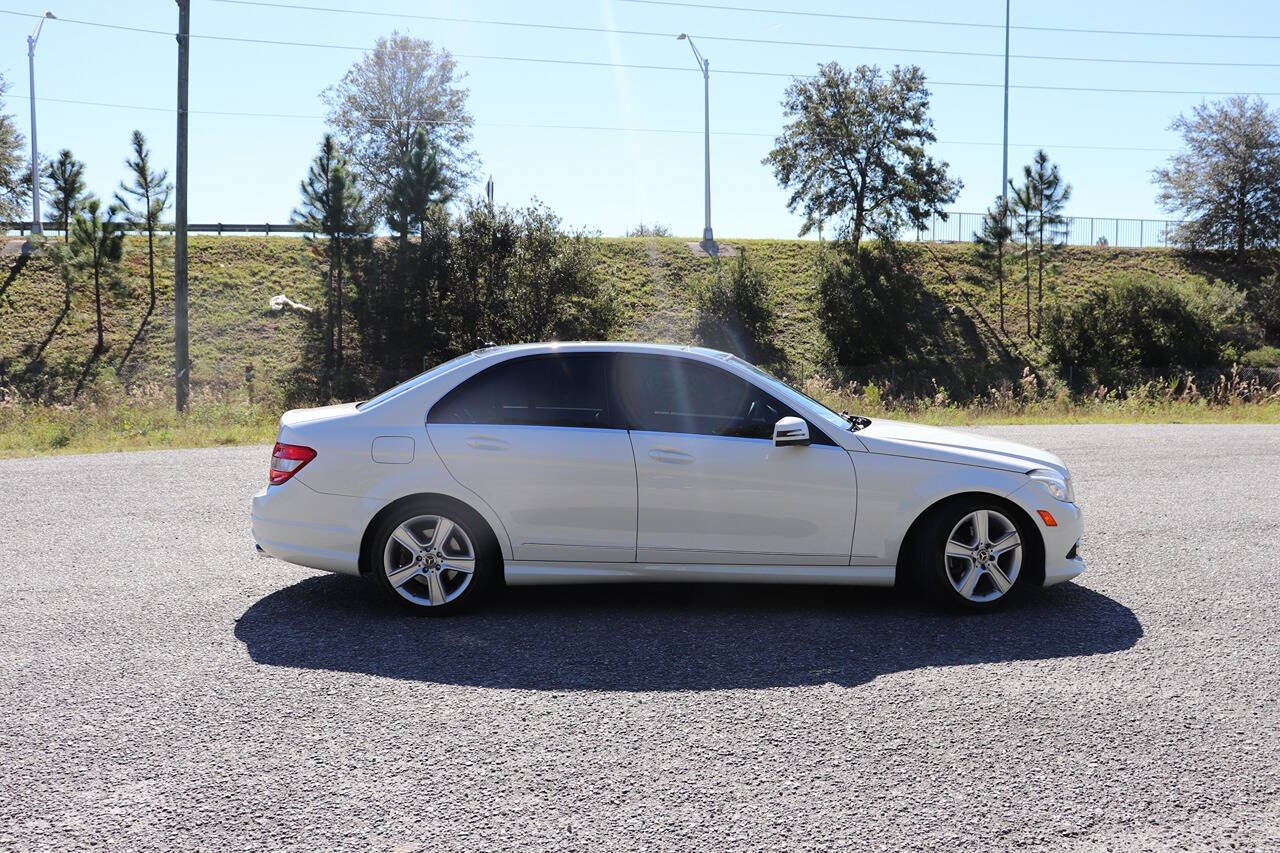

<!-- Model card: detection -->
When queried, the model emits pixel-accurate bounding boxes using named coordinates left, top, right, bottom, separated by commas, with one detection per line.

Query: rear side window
left=428, top=354, right=619, bottom=429
left=616, top=354, right=831, bottom=443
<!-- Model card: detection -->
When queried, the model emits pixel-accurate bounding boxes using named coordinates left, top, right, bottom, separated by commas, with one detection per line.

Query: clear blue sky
left=2, top=0, right=1279, bottom=238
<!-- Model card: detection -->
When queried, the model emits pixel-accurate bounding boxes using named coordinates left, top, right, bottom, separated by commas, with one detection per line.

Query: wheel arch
left=358, top=492, right=505, bottom=579
left=895, top=491, right=1046, bottom=587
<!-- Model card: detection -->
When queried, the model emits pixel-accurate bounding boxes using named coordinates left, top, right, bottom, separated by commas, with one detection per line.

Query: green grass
left=0, top=234, right=1276, bottom=458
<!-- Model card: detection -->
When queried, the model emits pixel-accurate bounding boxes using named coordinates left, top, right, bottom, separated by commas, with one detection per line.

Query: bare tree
left=1154, top=96, right=1280, bottom=262
left=765, top=62, right=959, bottom=247
left=322, top=33, right=476, bottom=207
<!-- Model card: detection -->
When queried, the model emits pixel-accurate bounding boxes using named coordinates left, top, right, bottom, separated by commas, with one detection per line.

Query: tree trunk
left=146, top=225, right=156, bottom=314
left=93, top=261, right=104, bottom=352
left=997, top=239, right=1005, bottom=334
left=1036, top=222, right=1044, bottom=337
left=1023, top=238, right=1032, bottom=337
left=335, top=238, right=344, bottom=371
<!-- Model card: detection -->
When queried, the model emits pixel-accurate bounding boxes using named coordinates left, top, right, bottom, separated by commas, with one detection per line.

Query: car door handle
left=648, top=448, right=693, bottom=464
left=466, top=436, right=510, bottom=451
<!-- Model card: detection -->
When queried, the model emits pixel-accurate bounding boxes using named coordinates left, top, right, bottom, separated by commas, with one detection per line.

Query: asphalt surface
left=1, top=425, right=1278, bottom=850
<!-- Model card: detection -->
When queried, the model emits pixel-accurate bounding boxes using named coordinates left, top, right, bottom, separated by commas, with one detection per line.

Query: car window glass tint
left=429, top=355, right=615, bottom=428
left=618, top=356, right=792, bottom=440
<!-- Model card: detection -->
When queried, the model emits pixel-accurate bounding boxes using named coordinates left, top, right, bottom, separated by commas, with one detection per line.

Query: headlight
left=1029, top=468, right=1074, bottom=503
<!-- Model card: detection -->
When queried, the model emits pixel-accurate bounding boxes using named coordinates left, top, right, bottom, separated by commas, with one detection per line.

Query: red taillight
left=269, top=442, right=316, bottom=485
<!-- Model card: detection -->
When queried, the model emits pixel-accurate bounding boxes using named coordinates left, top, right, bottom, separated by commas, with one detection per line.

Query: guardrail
left=3, top=221, right=306, bottom=236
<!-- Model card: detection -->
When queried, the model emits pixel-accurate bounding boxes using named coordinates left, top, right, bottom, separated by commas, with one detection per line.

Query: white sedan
left=252, top=342, right=1083, bottom=613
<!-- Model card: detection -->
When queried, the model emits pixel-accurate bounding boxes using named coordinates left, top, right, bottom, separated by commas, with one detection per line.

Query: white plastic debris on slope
left=269, top=294, right=312, bottom=314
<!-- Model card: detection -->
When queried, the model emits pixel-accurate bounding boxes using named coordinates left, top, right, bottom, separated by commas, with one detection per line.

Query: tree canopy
left=1154, top=96, right=1280, bottom=260
left=322, top=33, right=476, bottom=205
left=764, top=62, right=959, bottom=247
left=0, top=74, right=28, bottom=222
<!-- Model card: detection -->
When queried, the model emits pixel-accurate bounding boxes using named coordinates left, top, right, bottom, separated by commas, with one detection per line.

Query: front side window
left=616, top=355, right=826, bottom=441
left=428, top=354, right=619, bottom=428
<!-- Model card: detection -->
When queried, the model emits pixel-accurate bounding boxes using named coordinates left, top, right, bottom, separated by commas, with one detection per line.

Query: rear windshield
left=357, top=353, right=477, bottom=410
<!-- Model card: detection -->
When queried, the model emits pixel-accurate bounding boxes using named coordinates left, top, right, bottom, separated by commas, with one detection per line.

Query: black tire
left=365, top=497, right=500, bottom=615
left=911, top=496, right=1034, bottom=612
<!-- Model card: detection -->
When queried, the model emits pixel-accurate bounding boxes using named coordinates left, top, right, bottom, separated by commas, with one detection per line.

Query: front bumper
left=1008, top=482, right=1085, bottom=586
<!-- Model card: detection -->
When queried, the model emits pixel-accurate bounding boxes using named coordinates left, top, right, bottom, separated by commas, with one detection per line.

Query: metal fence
left=911, top=212, right=1183, bottom=249
left=6, top=216, right=1184, bottom=247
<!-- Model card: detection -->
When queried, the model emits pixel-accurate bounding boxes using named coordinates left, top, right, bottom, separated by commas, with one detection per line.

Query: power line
left=616, top=0, right=1280, bottom=41
left=4, top=8, right=1280, bottom=97
left=11, top=92, right=1177, bottom=152
left=207, top=0, right=1280, bottom=69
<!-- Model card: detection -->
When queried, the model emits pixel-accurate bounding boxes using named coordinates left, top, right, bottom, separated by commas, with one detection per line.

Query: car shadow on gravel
left=235, top=576, right=1142, bottom=691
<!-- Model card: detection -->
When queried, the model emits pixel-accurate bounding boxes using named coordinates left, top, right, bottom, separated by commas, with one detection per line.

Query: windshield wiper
left=839, top=411, right=872, bottom=431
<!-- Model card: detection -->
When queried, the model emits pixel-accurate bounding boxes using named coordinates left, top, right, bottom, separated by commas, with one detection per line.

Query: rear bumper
left=251, top=479, right=381, bottom=576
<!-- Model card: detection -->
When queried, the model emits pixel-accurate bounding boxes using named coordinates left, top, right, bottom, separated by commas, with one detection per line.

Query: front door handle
left=466, top=436, right=510, bottom=451
left=648, top=448, right=694, bottom=464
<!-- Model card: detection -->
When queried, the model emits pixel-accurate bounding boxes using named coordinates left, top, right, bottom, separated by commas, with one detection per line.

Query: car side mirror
left=773, top=416, right=810, bottom=447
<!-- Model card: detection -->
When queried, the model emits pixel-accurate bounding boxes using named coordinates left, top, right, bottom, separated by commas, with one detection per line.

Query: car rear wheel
left=368, top=500, right=498, bottom=614
left=915, top=498, right=1030, bottom=610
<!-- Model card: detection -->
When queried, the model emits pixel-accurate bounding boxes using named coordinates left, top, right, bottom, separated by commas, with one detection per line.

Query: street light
left=27, top=10, right=56, bottom=236
left=677, top=33, right=716, bottom=255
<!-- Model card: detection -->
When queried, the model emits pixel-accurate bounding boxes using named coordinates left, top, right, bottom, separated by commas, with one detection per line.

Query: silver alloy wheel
left=944, top=509, right=1022, bottom=603
left=382, top=514, right=477, bottom=607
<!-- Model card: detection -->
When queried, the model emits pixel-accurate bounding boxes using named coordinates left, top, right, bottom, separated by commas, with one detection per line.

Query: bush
left=817, top=247, right=922, bottom=366
left=1042, top=274, right=1223, bottom=385
left=1242, top=345, right=1280, bottom=368
left=693, top=249, right=779, bottom=364
left=1252, top=273, right=1280, bottom=340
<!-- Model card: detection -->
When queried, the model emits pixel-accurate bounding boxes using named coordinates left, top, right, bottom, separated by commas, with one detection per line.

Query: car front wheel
left=915, top=498, right=1031, bottom=610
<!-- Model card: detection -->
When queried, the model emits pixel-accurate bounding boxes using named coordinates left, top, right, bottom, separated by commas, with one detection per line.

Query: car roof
left=473, top=341, right=734, bottom=361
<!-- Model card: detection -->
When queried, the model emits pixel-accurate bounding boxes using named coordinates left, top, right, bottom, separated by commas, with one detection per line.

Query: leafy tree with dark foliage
left=0, top=74, right=29, bottom=222
left=1154, top=96, right=1280, bottom=262
left=1025, top=150, right=1071, bottom=335
left=694, top=250, right=778, bottom=364
left=765, top=62, right=959, bottom=247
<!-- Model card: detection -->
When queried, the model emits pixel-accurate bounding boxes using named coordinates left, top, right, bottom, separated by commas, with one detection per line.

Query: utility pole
left=1001, top=0, right=1011, bottom=202
left=175, top=0, right=190, bottom=413
left=677, top=33, right=716, bottom=256
left=26, top=12, right=55, bottom=235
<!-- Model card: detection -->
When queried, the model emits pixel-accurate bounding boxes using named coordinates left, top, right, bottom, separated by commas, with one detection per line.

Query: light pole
left=1001, top=0, right=1010, bottom=202
left=27, top=11, right=55, bottom=236
left=677, top=33, right=716, bottom=255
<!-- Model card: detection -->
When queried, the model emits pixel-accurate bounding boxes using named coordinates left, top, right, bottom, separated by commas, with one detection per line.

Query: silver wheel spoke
left=425, top=571, right=447, bottom=606
left=945, top=541, right=972, bottom=560
left=957, top=564, right=982, bottom=597
left=391, top=524, right=422, bottom=554
left=973, top=510, right=990, bottom=546
left=441, top=556, right=476, bottom=574
left=986, top=564, right=1012, bottom=593
left=387, top=563, right=422, bottom=588
left=991, top=529, right=1020, bottom=554
left=431, top=518, right=456, bottom=552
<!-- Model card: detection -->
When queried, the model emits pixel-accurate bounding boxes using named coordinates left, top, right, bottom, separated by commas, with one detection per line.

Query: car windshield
left=726, top=355, right=860, bottom=432
left=356, top=352, right=477, bottom=409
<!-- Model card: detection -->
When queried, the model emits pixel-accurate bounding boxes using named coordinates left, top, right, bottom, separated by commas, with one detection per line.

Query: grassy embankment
left=0, top=235, right=1276, bottom=457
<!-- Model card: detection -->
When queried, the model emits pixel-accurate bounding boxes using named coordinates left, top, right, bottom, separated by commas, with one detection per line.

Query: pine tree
left=114, top=131, right=172, bottom=316
left=69, top=197, right=126, bottom=353
left=292, top=135, right=369, bottom=383
left=1026, top=150, right=1071, bottom=335
left=46, top=149, right=86, bottom=243
left=1009, top=180, right=1037, bottom=338
left=974, top=195, right=1013, bottom=334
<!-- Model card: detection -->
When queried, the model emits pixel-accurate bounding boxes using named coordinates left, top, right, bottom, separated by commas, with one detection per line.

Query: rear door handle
left=466, top=436, right=510, bottom=451
left=648, top=448, right=694, bottom=464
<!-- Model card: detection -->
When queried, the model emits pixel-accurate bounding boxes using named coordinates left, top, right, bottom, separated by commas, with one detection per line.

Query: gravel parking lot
left=1, top=425, right=1278, bottom=850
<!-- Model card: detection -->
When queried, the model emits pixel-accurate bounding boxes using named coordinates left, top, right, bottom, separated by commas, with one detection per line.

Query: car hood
left=853, top=419, right=1067, bottom=475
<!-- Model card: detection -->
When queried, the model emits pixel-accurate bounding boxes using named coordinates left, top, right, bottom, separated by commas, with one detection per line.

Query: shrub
left=1242, top=345, right=1280, bottom=367
left=817, top=247, right=922, bottom=366
left=1252, top=273, right=1280, bottom=340
left=1042, top=274, right=1222, bottom=385
left=693, top=250, right=778, bottom=364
